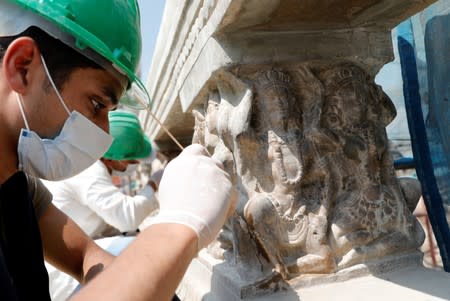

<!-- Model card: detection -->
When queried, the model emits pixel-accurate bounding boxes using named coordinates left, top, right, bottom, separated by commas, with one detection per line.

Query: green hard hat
left=2, top=0, right=150, bottom=109
left=103, top=111, right=152, bottom=160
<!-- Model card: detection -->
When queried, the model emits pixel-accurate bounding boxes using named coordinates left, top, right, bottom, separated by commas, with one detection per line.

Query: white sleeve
left=83, top=172, right=158, bottom=233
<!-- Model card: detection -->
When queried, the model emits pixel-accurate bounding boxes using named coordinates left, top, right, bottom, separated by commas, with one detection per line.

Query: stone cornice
left=143, top=0, right=437, bottom=150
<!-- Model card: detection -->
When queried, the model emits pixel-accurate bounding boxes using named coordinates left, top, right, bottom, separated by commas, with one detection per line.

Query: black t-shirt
left=0, top=172, right=51, bottom=300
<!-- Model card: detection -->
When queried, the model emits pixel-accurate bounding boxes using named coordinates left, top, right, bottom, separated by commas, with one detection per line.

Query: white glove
left=150, top=144, right=235, bottom=250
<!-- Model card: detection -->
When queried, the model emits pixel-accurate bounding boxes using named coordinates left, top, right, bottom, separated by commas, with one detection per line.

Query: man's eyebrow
left=101, top=86, right=119, bottom=105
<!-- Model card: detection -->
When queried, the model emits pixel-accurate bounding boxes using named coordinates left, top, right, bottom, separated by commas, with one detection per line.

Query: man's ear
left=2, top=37, right=41, bottom=94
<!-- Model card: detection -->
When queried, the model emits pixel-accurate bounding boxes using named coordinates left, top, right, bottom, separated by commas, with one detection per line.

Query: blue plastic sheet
left=397, top=17, right=450, bottom=272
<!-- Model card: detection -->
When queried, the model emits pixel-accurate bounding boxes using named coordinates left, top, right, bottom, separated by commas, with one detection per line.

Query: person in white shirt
left=44, top=110, right=159, bottom=238
left=44, top=158, right=157, bottom=238
left=43, top=110, right=161, bottom=300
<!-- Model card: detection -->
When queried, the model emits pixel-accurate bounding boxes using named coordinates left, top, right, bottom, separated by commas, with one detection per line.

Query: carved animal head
left=254, top=70, right=299, bottom=132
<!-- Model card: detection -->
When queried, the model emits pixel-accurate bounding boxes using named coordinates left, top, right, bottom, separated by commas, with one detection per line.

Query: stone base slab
left=176, top=251, right=450, bottom=300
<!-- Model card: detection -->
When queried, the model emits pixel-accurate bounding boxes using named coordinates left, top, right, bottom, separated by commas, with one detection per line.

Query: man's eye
left=91, top=99, right=106, bottom=112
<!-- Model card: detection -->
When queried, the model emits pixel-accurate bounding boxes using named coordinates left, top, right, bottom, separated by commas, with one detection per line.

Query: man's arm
left=73, top=144, right=235, bottom=301
left=39, top=203, right=114, bottom=284
left=71, top=224, right=197, bottom=301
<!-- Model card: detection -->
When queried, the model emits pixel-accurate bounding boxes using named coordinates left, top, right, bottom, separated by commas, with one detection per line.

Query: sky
left=137, top=0, right=166, bottom=81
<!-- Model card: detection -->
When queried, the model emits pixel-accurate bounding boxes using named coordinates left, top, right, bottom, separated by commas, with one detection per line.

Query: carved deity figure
left=192, top=62, right=424, bottom=283
left=315, top=64, right=424, bottom=268
left=242, top=68, right=336, bottom=278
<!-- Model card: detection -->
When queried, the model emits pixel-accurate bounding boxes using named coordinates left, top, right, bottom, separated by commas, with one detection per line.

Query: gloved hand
left=149, top=144, right=236, bottom=250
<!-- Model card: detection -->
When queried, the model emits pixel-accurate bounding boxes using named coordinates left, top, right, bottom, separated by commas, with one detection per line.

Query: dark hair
left=0, top=26, right=102, bottom=90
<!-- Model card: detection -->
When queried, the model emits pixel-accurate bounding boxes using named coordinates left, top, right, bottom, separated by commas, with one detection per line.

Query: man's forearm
left=40, top=204, right=115, bottom=284
left=71, top=224, right=198, bottom=301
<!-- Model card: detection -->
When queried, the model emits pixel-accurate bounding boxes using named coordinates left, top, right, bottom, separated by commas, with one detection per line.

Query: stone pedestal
left=177, top=251, right=450, bottom=301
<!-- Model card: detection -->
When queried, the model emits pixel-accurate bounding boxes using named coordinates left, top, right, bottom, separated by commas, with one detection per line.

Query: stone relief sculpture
left=315, top=64, right=424, bottom=269
left=192, top=62, right=424, bottom=284
left=240, top=68, right=336, bottom=279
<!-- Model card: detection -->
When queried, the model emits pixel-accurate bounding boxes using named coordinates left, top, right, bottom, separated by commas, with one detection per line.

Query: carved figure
left=315, top=63, right=424, bottom=268
left=243, top=68, right=335, bottom=279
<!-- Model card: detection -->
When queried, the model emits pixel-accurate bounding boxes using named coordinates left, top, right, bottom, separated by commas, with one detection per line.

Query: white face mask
left=111, top=163, right=139, bottom=177
left=16, top=55, right=113, bottom=181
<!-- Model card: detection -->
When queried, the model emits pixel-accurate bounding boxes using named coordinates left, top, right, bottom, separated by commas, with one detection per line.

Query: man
left=44, top=111, right=159, bottom=239
left=0, top=1, right=234, bottom=301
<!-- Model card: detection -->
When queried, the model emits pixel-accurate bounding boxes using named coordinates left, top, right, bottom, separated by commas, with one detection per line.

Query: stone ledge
left=143, top=0, right=437, bottom=149
left=176, top=250, right=450, bottom=300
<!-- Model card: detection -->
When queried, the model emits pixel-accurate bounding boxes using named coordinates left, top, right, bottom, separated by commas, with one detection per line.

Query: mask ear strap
left=15, top=93, right=30, bottom=130
left=40, top=54, right=71, bottom=115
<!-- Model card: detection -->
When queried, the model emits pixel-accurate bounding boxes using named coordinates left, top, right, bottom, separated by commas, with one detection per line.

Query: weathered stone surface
left=191, top=62, right=425, bottom=288
left=143, top=0, right=436, bottom=150
left=177, top=251, right=450, bottom=300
